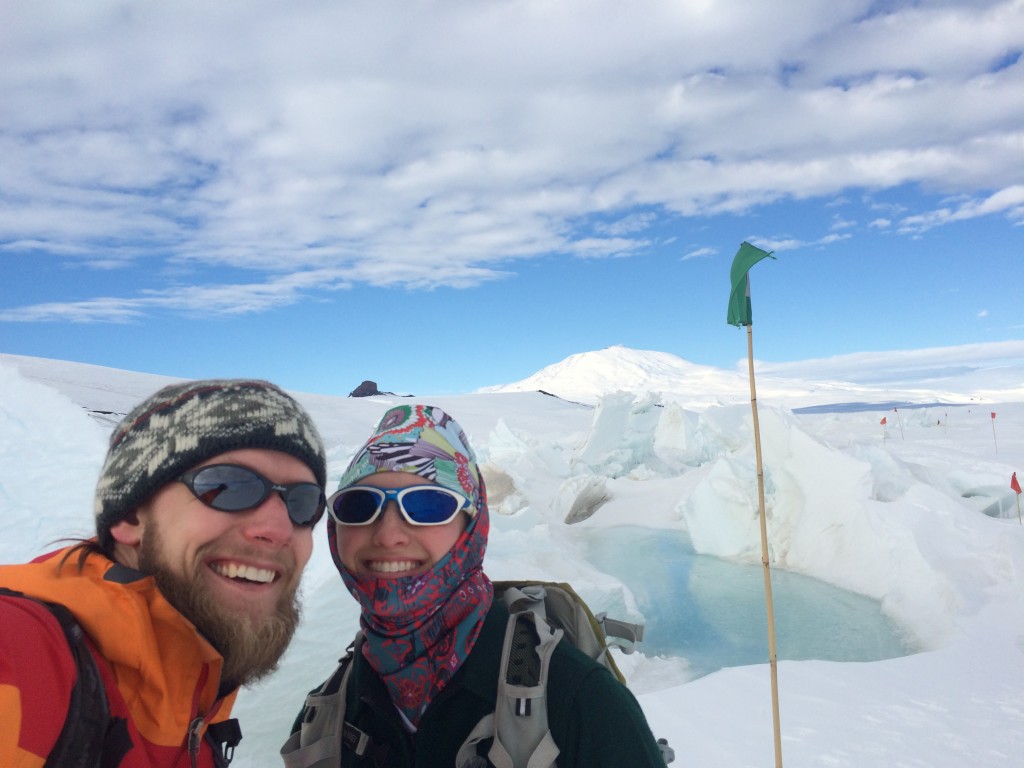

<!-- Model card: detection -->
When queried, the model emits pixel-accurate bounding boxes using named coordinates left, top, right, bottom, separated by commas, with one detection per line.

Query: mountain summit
left=479, top=345, right=985, bottom=409
left=481, top=346, right=757, bottom=407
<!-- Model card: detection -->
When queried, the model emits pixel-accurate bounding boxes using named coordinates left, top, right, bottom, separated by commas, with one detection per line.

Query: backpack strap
left=0, top=588, right=111, bottom=768
left=281, top=634, right=390, bottom=768
left=207, top=719, right=243, bottom=768
left=496, top=581, right=643, bottom=684
left=594, top=613, right=645, bottom=654
left=456, top=593, right=563, bottom=768
left=281, top=656, right=354, bottom=768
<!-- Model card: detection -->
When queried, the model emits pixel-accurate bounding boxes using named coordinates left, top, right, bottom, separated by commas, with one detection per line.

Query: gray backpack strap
left=458, top=582, right=660, bottom=768
left=454, top=713, right=497, bottom=768
left=281, top=635, right=387, bottom=768
left=280, top=656, right=355, bottom=768
left=594, top=613, right=645, bottom=655
left=457, top=587, right=563, bottom=768
left=503, top=582, right=640, bottom=683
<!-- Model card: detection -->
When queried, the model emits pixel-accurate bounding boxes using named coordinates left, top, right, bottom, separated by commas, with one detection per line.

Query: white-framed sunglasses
left=327, top=484, right=474, bottom=527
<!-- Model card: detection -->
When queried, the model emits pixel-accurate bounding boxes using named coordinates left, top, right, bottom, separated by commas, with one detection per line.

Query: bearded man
left=0, top=379, right=327, bottom=767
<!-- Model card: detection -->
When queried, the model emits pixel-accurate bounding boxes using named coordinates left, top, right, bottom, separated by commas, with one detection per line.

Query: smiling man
left=0, top=379, right=327, bottom=768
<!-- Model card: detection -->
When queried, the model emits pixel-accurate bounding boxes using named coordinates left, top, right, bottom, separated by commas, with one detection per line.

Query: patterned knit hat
left=94, top=379, right=327, bottom=547
left=336, top=404, right=485, bottom=514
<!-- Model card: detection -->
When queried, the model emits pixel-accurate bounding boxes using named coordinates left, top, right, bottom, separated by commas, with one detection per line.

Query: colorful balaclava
left=328, top=404, right=493, bottom=725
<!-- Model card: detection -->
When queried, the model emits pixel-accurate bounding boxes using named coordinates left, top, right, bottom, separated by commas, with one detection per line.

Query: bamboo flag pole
left=746, top=319, right=782, bottom=768
left=991, top=412, right=998, bottom=454
left=727, top=241, right=781, bottom=767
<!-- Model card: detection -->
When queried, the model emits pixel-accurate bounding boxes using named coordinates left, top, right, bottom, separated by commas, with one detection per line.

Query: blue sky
left=2, top=1, right=1022, bottom=396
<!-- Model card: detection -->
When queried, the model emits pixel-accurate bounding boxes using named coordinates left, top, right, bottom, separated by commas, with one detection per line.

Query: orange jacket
left=0, top=546, right=238, bottom=768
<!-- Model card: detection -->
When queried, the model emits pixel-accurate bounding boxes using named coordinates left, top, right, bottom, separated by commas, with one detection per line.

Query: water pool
left=587, top=526, right=913, bottom=679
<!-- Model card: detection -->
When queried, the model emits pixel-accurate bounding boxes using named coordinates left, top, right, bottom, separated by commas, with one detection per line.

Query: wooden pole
left=746, top=320, right=783, bottom=768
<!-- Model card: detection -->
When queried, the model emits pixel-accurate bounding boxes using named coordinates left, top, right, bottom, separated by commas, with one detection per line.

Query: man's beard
left=139, top=524, right=302, bottom=690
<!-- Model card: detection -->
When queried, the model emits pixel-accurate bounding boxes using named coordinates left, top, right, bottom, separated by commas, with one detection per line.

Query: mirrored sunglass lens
left=286, top=485, right=325, bottom=526
left=192, top=466, right=266, bottom=510
left=333, top=489, right=382, bottom=524
left=401, top=489, right=461, bottom=523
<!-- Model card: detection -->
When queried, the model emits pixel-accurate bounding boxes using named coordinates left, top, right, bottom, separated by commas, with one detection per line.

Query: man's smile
left=209, top=560, right=280, bottom=584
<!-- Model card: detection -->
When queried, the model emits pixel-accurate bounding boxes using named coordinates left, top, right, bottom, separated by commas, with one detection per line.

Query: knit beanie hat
left=335, top=403, right=485, bottom=514
left=94, top=379, right=327, bottom=548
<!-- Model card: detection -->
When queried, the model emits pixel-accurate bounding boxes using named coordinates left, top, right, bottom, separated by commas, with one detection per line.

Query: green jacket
left=333, top=601, right=666, bottom=767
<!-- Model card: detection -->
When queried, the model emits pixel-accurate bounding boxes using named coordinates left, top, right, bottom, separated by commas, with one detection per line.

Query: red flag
left=880, top=417, right=887, bottom=425
left=991, top=412, right=997, bottom=419
left=1013, top=472, right=1022, bottom=495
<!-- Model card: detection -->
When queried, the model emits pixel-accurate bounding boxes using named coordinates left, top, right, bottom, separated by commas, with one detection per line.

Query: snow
left=2, top=349, right=1023, bottom=766
left=485, top=343, right=1024, bottom=410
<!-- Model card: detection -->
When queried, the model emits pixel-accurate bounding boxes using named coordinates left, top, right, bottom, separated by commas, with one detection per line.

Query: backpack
left=281, top=580, right=673, bottom=768
left=0, top=588, right=242, bottom=768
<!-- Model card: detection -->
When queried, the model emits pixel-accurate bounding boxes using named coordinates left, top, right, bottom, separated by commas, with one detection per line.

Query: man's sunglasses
left=179, top=463, right=326, bottom=528
left=327, top=484, right=473, bottom=527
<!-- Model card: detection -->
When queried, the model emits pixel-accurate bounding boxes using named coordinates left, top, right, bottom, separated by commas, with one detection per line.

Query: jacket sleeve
left=0, top=595, right=78, bottom=768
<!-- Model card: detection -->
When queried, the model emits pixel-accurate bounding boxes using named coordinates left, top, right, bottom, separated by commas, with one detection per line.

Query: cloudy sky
left=2, top=0, right=1022, bottom=395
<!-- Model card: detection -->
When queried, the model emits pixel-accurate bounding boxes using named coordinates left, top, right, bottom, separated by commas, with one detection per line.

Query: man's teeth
left=368, top=560, right=419, bottom=574
left=212, top=562, right=276, bottom=583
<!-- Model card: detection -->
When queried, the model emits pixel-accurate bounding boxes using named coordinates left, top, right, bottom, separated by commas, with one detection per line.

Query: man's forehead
left=191, top=448, right=319, bottom=477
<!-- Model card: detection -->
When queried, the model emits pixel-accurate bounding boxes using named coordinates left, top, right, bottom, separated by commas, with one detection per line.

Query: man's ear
left=109, top=511, right=143, bottom=567
left=109, top=511, right=143, bottom=545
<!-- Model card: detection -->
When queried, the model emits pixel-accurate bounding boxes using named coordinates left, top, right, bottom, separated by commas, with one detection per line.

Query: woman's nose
left=371, top=501, right=410, bottom=546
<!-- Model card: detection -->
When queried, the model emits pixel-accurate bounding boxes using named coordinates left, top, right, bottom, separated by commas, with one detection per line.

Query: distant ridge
left=5, top=342, right=1020, bottom=414
left=0, top=353, right=182, bottom=416
left=480, top=346, right=751, bottom=407
left=479, top=345, right=992, bottom=409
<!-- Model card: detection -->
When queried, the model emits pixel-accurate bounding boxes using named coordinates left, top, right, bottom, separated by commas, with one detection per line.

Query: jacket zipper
left=187, top=716, right=204, bottom=768
left=184, top=662, right=217, bottom=767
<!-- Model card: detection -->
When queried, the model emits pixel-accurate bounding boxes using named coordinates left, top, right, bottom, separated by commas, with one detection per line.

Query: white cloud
left=756, top=339, right=1024, bottom=388
left=568, top=237, right=649, bottom=259
left=3, top=0, right=1024, bottom=317
left=682, top=246, right=717, bottom=261
left=596, top=213, right=658, bottom=236
left=898, top=185, right=1024, bottom=233
left=746, top=232, right=852, bottom=252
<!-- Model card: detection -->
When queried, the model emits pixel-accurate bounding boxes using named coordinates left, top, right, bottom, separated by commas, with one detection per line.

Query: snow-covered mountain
left=480, top=344, right=1013, bottom=408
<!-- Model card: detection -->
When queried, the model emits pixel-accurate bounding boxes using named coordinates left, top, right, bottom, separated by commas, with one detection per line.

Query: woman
left=295, top=403, right=665, bottom=767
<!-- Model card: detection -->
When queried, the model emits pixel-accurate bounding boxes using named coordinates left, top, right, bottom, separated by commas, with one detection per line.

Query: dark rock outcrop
left=349, top=380, right=384, bottom=397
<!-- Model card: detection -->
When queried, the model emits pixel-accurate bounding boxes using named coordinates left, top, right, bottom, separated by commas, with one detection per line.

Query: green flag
left=727, top=241, right=775, bottom=326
